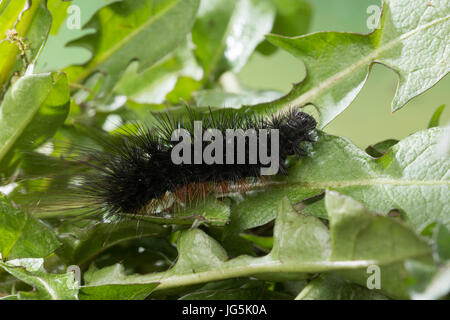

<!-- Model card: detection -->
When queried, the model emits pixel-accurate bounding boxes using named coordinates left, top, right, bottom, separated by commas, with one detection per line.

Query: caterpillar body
left=26, top=108, right=317, bottom=219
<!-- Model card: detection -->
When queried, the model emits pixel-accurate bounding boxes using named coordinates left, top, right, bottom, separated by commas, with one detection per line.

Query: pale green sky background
left=38, top=0, right=449, bottom=148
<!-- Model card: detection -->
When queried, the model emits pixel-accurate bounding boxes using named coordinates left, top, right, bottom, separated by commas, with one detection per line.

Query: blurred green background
left=38, top=0, right=449, bottom=148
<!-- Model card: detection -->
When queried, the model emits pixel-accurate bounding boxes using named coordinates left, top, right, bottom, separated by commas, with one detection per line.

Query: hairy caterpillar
left=21, top=108, right=317, bottom=219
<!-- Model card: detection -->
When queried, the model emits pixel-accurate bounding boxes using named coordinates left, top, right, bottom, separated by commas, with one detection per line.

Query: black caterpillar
left=48, top=108, right=317, bottom=218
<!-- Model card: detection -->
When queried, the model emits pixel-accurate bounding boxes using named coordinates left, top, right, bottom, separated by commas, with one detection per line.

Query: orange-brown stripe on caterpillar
left=136, top=177, right=267, bottom=216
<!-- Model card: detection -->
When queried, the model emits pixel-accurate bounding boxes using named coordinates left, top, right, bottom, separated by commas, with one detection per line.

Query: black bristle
left=58, top=108, right=317, bottom=217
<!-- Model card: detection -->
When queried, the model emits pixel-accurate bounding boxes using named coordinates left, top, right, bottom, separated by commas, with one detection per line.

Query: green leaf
left=407, top=261, right=450, bottom=300
left=194, top=89, right=282, bottom=108
left=326, top=190, right=432, bottom=299
left=192, top=0, right=275, bottom=82
left=85, top=194, right=431, bottom=299
left=296, top=274, right=388, bottom=300
left=179, top=279, right=287, bottom=299
left=80, top=264, right=159, bottom=300
left=257, top=0, right=312, bottom=55
left=248, top=0, right=450, bottom=127
left=59, top=220, right=168, bottom=267
left=65, top=0, right=200, bottom=95
left=166, top=76, right=202, bottom=104
left=301, top=195, right=327, bottom=218
left=0, top=72, right=70, bottom=173
left=404, top=224, right=450, bottom=299
left=270, top=0, right=311, bottom=37
left=0, top=295, right=18, bottom=300
left=87, top=198, right=372, bottom=294
left=269, top=197, right=330, bottom=264
left=0, top=0, right=51, bottom=96
left=0, top=258, right=78, bottom=300
left=78, top=194, right=435, bottom=299
left=428, top=104, right=446, bottom=128
left=0, top=196, right=60, bottom=259
left=240, top=234, right=273, bottom=251
left=228, top=185, right=322, bottom=233
left=405, top=260, right=437, bottom=296
left=434, top=223, right=450, bottom=262
left=114, top=43, right=202, bottom=104
left=365, top=139, right=399, bottom=158
left=327, top=190, right=431, bottom=262
left=230, top=128, right=449, bottom=232
left=47, top=0, right=71, bottom=35
left=123, top=197, right=231, bottom=227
